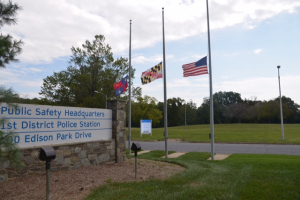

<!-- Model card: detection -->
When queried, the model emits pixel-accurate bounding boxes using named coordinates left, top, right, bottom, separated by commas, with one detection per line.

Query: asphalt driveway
left=128, top=141, right=300, bottom=155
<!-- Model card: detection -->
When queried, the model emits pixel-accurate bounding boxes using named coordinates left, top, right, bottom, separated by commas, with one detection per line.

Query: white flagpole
left=162, top=7, right=168, bottom=158
left=206, top=0, right=215, bottom=160
left=128, top=19, right=132, bottom=155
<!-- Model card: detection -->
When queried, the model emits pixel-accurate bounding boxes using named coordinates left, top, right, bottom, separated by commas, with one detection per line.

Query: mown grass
left=128, top=124, right=300, bottom=144
left=85, top=151, right=300, bottom=200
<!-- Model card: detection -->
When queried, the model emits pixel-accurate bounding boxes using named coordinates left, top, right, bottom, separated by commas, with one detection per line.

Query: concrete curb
left=208, top=154, right=230, bottom=160
left=161, top=152, right=186, bottom=158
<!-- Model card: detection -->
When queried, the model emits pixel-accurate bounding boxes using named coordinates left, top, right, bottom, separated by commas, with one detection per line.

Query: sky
left=1, top=0, right=300, bottom=107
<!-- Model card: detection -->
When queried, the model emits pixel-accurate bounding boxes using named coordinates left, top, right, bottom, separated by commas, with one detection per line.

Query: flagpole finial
left=162, top=7, right=164, bottom=10
left=130, top=19, right=132, bottom=24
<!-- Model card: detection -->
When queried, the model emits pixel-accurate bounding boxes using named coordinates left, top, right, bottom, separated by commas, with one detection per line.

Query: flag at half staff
left=113, top=75, right=128, bottom=96
left=182, top=56, right=208, bottom=77
left=141, top=62, right=163, bottom=85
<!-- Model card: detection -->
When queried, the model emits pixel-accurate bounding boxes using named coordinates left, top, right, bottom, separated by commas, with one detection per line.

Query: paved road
left=128, top=141, right=300, bottom=155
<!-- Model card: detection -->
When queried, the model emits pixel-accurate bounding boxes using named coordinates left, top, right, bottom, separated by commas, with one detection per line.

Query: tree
left=257, top=99, right=292, bottom=123
left=197, top=97, right=210, bottom=124
left=39, top=70, right=73, bottom=106
left=131, top=95, right=163, bottom=126
left=197, top=91, right=243, bottom=124
left=177, top=99, right=198, bottom=126
left=0, top=0, right=23, bottom=68
left=40, top=35, right=141, bottom=107
left=155, top=101, right=164, bottom=128
left=224, top=102, right=256, bottom=123
left=214, top=91, right=242, bottom=107
left=167, top=97, right=181, bottom=126
left=0, top=1, right=23, bottom=168
left=0, top=86, right=23, bottom=168
left=185, top=100, right=198, bottom=125
left=275, top=96, right=300, bottom=123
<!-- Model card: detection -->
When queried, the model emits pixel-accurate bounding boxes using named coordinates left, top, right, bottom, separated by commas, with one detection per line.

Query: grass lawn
left=86, top=151, right=300, bottom=200
left=128, top=124, right=300, bottom=144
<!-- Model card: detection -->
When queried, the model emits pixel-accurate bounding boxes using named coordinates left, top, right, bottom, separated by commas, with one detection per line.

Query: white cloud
left=215, top=75, right=300, bottom=103
left=2, top=0, right=299, bottom=63
left=191, top=54, right=208, bottom=60
left=19, top=92, right=42, bottom=99
left=254, top=49, right=263, bottom=54
left=0, top=68, right=43, bottom=87
left=245, top=24, right=256, bottom=29
left=132, top=54, right=174, bottom=64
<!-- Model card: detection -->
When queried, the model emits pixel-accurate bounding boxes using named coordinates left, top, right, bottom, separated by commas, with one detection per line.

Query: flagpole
left=162, top=7, right=168, bottom=158
left=128, top=19, right=132, bottom=155
left=206, top=0, right=214, bottom=160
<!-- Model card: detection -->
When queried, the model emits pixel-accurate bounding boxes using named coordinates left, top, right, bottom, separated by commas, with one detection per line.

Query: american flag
left=182, top=56, right=208, bottom=77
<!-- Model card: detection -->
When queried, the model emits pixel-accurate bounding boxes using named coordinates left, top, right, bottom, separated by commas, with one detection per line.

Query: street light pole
left=184, top=100, right=186, bottom=131
left=277, top=66, right=284, bottom=141
left=105, top=94, right=107, bottom=109
left=94, top=91, right=107, bottom=109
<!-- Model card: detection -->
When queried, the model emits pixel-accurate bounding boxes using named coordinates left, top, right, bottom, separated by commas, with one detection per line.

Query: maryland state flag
left=113, top=75, right=128, bottom=96
left=141, top=62, right=163, bottom=85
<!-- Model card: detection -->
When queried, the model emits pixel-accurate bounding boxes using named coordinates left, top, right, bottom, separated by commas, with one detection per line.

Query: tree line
left=129, top=92, right=300, bottom=128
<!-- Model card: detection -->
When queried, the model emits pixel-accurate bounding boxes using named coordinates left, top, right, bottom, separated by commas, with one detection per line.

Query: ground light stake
left=131, top=142, right=141, bottom=178
left=39, top=146, right=56, bottom=200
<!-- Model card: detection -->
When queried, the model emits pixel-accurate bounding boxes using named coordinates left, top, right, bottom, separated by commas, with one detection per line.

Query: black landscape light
left=131, top=142, right=141, bottom=178
left=39, top=146, right=56, bottom=200
left=39, top=146, right=56, bottom=162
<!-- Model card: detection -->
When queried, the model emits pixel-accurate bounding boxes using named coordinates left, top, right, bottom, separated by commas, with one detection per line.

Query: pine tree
left=0, top=1, right=24, bottom=168
left=0, top=86, right=24, bottom=168
left=0, top=0, right=23, bottom=68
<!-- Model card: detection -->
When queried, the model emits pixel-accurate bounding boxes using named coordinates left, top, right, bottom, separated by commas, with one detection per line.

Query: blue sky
left=1, top=0, right=300, bottom=107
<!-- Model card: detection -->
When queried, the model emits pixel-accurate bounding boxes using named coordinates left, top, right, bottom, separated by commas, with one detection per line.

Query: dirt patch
left=0, top=158, right=185, bottom=200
